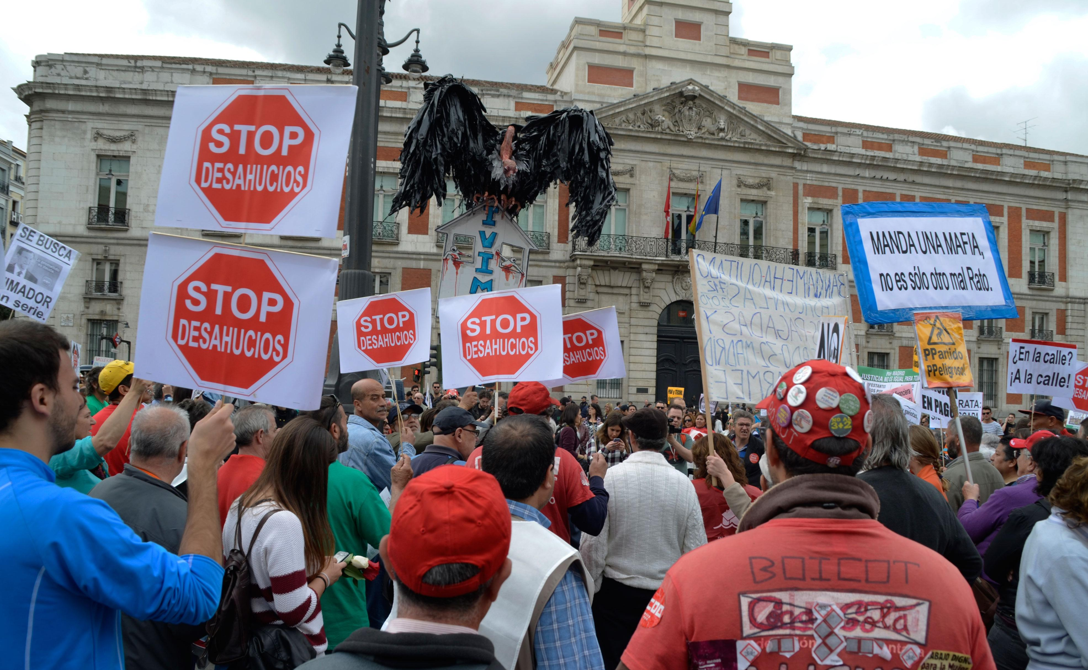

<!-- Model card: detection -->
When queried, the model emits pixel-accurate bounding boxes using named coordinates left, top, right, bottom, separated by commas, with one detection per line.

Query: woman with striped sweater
left=223, top=417, right=346, bottom=657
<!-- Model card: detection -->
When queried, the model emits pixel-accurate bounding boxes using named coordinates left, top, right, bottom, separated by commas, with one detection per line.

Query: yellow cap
left=98, top=360, right=135, bottom=394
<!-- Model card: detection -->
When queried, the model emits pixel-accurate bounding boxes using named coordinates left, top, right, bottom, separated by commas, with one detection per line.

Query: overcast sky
left=3, top=0, right=1088, bottom=155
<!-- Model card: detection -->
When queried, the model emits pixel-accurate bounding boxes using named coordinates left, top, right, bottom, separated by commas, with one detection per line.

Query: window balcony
left=87, top=206, right=129, bottom=229
left=977, top=325, right=1003, bottom=339
left=572, top=235, right=801, bottom=265
left=804, top=252, right=837, bottom=269
left=525, top=230, right=550, bottom=251
left=9, top=211, right=21, bottom=225
left=1030, top=328, right=1054, bottom=341
left=12, top=174, right=24, bottom=185
left=372, top=220, right=400, bottom=243
left=436, top=232, right=476, bottom=248
left=1028, top=271, right=1055, bottom=288
left=868, top=323, right=894, bottom=333
left=0, top=180, right=8, bottom=196
left=85, top=281, right=122, bottom=298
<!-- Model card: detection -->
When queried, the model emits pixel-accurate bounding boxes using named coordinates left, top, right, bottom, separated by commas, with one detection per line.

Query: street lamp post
left=323, top=0, right=427, bottom=398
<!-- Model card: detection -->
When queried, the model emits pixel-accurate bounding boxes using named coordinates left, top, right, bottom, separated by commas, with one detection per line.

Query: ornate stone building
left=15, top=0, right=1087, bottom=410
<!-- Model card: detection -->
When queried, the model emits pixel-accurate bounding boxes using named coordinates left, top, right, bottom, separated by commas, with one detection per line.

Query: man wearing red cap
left=300, top=466, right=511, bottom=669
left=469, top=382, right=609, bottom=543
left=621, top=359, right=995, bottom=670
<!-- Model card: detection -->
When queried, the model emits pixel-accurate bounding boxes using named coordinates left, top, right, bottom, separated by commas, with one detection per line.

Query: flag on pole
left=688, top=178, right=701, bottom=235
left=696, top=178, right=722, bottom=232
left=663, top=176, right=672, bottom=239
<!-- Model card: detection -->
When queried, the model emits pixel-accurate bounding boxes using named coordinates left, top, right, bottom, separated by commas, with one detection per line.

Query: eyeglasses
left=460, top=426, right=479, bottom=436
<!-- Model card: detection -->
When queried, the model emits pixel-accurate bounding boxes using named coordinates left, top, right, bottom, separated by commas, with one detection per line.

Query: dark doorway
left=655, top=301, right=703, bottom=407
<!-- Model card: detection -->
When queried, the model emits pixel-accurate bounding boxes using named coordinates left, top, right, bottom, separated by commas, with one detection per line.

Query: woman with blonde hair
left=909, top=424, right=947, bottom=500
left=690, top=433, right=761, bottom=540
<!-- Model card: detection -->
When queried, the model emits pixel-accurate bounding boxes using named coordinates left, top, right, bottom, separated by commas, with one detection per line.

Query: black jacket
left=90, top=465, right=204, bottom=670
left=734, top=435, right=764, bottom=488
left=298, top=628, right=503, bottom=670
left=858, top=466, right=983, bottom=582
left=984, top=498, right=1052, bottom=627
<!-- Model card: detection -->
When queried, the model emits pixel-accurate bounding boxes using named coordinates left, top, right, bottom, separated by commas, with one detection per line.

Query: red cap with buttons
left=386, top=466, right=511, bottom=598
left=757, top=359, right=873, bottom=467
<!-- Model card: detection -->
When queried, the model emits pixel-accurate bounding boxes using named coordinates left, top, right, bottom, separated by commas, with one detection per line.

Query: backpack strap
left=239, top=499, right=278, bottom=557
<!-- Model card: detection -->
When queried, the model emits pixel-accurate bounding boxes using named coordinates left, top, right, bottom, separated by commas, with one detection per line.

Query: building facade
left=0, top=139, right=26, bottom=249
left=15, top=0, right=1088, bottom=411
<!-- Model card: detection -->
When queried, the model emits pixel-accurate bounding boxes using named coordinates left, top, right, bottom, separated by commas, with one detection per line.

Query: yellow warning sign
left=913, top=312, right=973, bottom=389
left=912, top=346, right=919, bottom=373
left=667, top=387, right=685, bottom=403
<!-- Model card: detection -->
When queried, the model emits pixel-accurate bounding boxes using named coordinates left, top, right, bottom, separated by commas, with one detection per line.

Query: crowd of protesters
left=4, top=319, right=1088, bottom=669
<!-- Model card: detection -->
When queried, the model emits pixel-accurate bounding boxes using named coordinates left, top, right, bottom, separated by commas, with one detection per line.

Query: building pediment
left=595, top=80, right=805, bottom=150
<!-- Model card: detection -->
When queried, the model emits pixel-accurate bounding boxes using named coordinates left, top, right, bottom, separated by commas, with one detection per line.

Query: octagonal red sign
left=459, top=294, right=542, bottom=379
left=354, top=295, right=418, bottom=366
left=562, top=317, right=607, bottom=380
left=190, top=89, right=319, bottom=228
left=168, top=248, right=299, bottom=392
left=1068, top=364, right=1088, bottom=412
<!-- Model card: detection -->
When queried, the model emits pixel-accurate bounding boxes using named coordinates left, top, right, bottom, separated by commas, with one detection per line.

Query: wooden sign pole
left=387, top=369, right=406, bottom=451
left=688, top=249, right=719, bottom=489
left=947, top=387, right=974, bottom=485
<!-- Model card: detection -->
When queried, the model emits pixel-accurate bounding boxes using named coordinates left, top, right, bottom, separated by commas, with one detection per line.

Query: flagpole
left=713, top=169, right=723, bottom=250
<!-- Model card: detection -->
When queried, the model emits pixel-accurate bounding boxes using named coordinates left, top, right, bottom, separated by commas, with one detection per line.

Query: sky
left=3, top=0, right=1088, bottom=155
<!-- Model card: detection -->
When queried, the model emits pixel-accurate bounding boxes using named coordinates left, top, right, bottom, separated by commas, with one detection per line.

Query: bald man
left=340, top=378, right=416, bottom=492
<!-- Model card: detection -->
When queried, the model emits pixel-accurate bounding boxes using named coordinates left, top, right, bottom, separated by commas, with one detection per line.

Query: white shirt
left=579, top=449, right=707, bottom=592
left=981, top=420, right=1002, bottom=435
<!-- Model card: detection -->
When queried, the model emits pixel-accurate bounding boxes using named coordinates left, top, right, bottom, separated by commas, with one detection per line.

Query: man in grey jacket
left=90, top=405, right=203, bottom=670
left=944, top=416, right=1006, bottom=513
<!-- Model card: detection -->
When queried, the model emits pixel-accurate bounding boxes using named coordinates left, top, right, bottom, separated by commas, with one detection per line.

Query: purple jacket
left=958, top=475, right=1040, bottom=557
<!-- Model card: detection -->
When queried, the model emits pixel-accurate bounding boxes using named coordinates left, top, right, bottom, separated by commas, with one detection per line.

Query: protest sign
left=1, top=224, right=79, bottom=322
left=858, top=367, right=922, bottom=424
left=689, top=248, right=851, bottom=403
left=542, top=307, right=625, bottom=385
left=155, top=85, right=356, bottom=237
left=336, top=288, right=431, bottom=372
left=134, top=233, right=337, bottom=409
left=435, top=205, right=535, bottom=298
left=93, top=356, right=114, bottom=367
left=1052, top=363, right=1088, bottom=413
left=1007, top=338, right=1078, bottom=397
left=842, top=202, right=1017, bottom=324
left=668, top=387, right=685, bottom=404
left=70, top=342, right=82, bottom=372
left=1066, top=408, right=1087, bottom=431
left=919, top=388, right=983, bottom=428
left=437, top=285, right=562, bottom=388
left=913, top=312, right=973, bottom=388
left=816, top=316, right=849, bottom=364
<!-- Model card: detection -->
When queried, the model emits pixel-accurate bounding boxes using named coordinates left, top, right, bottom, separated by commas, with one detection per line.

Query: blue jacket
left=0, top=448, right=224, bottom=669
left=341, top=415, right=415, bottom=492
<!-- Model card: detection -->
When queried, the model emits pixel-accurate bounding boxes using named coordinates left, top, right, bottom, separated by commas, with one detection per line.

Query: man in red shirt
left=91, top=361, right=150, bottom=476
left=469, top=381, right=608, bottom=543
left=216, top=405, right=277, bottom=524
left=621, top=360, right=995, bottom=670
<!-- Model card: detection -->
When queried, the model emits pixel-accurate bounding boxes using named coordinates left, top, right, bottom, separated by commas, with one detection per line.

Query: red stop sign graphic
left=354, top=296, right=418, bottom=366
left=168, top=248, right=299, bottom=393
left=562, top=317, right=606, bottom=380
left=459, top=294, right=542, bottom=379
left=1069, top=364, right=1088, bottom=411
left=190, top=89, right=319, bottom=229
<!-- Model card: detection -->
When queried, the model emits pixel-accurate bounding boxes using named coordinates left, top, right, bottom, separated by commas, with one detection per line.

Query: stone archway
left=655, top=300, right=702, bottom=407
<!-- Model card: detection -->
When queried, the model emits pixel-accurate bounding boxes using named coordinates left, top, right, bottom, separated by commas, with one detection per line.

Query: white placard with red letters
left=1052, top=362, right=1088, bottom=413
left=134, top=233, right=338, bottom=409
left=155, top=85, right=356, bottom=237
left=336, top=288, right=431, bottom=372
left=542, top=307, right=625, bottom=386
left=437, top=285, right=563, bottom=388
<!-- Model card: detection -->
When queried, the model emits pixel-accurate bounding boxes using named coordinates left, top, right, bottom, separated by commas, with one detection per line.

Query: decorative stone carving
left=611, top=165, right=635, bottom=177
left=94, top=130, right=137, bottom=143
left=673, top=272, right=693, bottom=300
left=669, top=169, right=702, bottom=183
left=639, top=264, right=657, bottom=307
left=575, top=262, right=592, bottom=303
left=606, top=93, right=771, bottom=143
left=737, top=176, right=773, bottom=190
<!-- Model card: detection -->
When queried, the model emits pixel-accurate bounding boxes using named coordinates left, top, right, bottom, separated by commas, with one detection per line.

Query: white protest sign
left=70, top=341, right=82, bottom=372
left=336, top=288, right=431, bottom=372
left=689, top=248, right=851, bottom=403
left=1, top=224, right=79, bottom=322
left=542, top=307, right=626, bottom=385
left=919, top=388, right=983, bottom=428
left=1052, top=363, right=1088, bottom=414
left=93, top=356, right=114, bottom=367
left=1007, top=338, right=1078, bottom=397
left=841, top=203, right=1017, bottom=324
left=134, top=233, right=338, bottom=409
left=155, top=85, right=357, bottom=237
left=435, top=205, right=534, bottom=298
left=816, top=316, right=849, bottom=365
left=438, top=285, right=562, bottom=388
left=858, top=367, right=922, bottom=424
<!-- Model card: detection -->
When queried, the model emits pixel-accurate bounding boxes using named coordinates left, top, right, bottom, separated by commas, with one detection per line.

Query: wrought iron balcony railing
left=372, top=220, right=400, bottom=242
left=88, top=206, right=129, bottom=228
left=85, top=280, right=122, bottom=296
left=572, top=235, right=802, bottom=265
left=9, top=211, right=21, bottom=225
left=0, top=180, right=9, bottom=196
left=868, top=323, right=894, bottom=333
left=436, top=232, right=476, bottom=247
left=977, top=325, right=1003, bottom=339
left=804, top=252, right=837, bottom=269
left=1030, top=328, right=1054, bottom=341
left=1028, top=271, right=1055, bottom=288
left=525, top=230, right=551, bottom=251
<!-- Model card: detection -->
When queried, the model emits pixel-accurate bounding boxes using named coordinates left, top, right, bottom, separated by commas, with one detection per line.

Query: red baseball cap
left=1011, top=429, right=1054, bottom=453
left=386, top=466, right=511, bottom=598
left=756, top=359, right=872, bottom=467
left=507, top=382, right=560, bottom=415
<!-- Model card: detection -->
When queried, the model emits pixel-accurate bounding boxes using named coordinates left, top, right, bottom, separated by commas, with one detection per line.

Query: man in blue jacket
left=0, top=320, right=239, bottom=669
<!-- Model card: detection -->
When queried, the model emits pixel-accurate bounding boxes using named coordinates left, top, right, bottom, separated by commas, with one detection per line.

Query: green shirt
left=86, top=394, right=108, bottom=417
left=49, top=436, right=105, bottom=494
left=323, top=461, right=392, bottom=651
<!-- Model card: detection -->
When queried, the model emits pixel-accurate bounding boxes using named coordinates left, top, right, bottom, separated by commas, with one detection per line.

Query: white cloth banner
left=542, top=307, right=626, bottom=386
left=134, top=233, right=337, bottom=409
left=336, top=288, right=432, bottom=372
left=1007, top=338, right=1079, bottom=397
left=155, top=85, right=356, bottom=237
left=689, top=249, right=851, bottom=403
left=0, top=224, right=79, bottom=322
left=438, top=285, right=563, bottom=388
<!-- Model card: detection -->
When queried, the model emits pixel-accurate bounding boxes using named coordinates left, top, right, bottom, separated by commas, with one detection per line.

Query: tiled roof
left=64, top=53, right=560, bottom=94
left=795, top=114, right=1081, bottom=158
